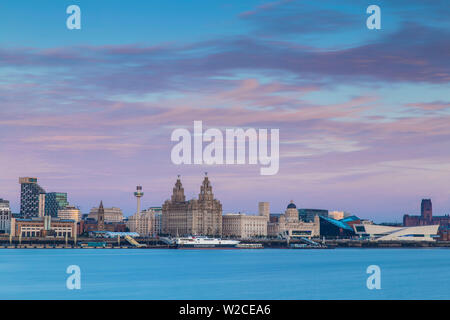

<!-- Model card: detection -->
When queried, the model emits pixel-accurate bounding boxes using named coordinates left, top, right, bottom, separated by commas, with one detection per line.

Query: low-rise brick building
left=10, top=216, right=76, bottom=238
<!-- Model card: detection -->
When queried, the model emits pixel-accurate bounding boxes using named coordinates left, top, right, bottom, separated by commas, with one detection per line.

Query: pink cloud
left=405, top=101, right=450, bottom=111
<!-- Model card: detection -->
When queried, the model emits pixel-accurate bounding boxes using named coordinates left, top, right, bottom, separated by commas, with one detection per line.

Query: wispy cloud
left=1, top=1, right=449, bottom=219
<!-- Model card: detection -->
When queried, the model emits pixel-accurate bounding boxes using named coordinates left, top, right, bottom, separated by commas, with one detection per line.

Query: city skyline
left=3, top=175, right=448, bottom=224
left=0, top=1, right=449, bottom=221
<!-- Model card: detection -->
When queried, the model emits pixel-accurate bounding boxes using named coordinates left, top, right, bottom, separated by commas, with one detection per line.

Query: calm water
left=0, top=248, right=449, bottom=300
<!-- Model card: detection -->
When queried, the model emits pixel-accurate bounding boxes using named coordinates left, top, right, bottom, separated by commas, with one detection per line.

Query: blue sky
left=0, top=0, right=449, bottom=222
left=1, top=0, right=442, bottom=48
left=0, top=0, right=254, bottom=47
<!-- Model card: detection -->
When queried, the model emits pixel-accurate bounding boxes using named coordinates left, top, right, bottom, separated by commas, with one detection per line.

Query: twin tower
left=162, top=174, right=222, bottom=236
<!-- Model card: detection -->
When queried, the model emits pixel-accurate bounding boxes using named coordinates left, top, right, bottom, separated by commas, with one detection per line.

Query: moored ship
left=174, top=236, right=240, bottom=248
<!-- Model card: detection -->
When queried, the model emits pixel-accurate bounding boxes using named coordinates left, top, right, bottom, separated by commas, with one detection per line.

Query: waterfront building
left=79, top=219, right=127, bottom=235
left=258, top=202, right=270, bottom=221
left=222, top=213, right=267, bottom=239
left=58, top=205, right=81, bottom=222
left=340, top=215, right=361, bottom=228
left=318, top=216, right=355, bottom=239
left=88, top=206, right=124, bottom=223
left=267, top=201, right=319, bottom=239
left=80, top=201, right=126, bottom=235
left=378, top=221, right=401, bottom=227
left=328, top=211, right=345, bottom=220
left=10, top=216, right=77, bottom=238
left=269, top=213, right=282, bottom=223
left=298, top=208, right=328, bottom=222
left=439, top=227, right=450, bottom=241
left=0, top=199, right=11, bottom=234
left=19, top=177, right=46, bottom=217
left=403, top=199, right=450, bottom=228
left=45, top=192, right=68, bottom=217
left=38, top=194, right=46, bottom=217
left=127, top=207, right=161, bottom=237
left=353, top=223, right=439, bottom=241
left=162, top=174, right=222, bottom=237
left=147, top=207, right=162, bottom=235
left=78, top=218, right=97, bottom=234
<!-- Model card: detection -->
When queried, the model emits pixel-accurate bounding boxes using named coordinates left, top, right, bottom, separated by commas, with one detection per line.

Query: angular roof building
left=319, top=216, right=355, bottom=239
left=353, top=224, right=439, bottom=242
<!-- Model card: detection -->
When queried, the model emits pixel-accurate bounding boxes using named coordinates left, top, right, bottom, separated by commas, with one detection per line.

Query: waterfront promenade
left=1, top=236, right=450, bottom=249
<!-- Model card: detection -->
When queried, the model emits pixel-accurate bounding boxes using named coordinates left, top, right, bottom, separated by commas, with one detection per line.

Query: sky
left=0, top=0, right=449, bottom=222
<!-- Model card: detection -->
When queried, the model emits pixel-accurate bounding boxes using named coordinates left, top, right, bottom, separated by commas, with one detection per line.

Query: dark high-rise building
left=19, top=177, right=46, bottom=217
left=45, top=192, right=68, bottom=217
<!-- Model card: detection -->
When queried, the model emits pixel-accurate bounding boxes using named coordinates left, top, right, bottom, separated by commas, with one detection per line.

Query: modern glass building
left=45, top=192, right=68, bottom=217
left=298, top=208, right=329, bottom=222
left=319, top=216, right=355, bottom=239
left=19, top=177, right=46, bottom=217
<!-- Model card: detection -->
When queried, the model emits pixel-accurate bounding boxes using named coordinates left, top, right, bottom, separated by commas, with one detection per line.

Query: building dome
left=287, top=201, right=296, bottom=209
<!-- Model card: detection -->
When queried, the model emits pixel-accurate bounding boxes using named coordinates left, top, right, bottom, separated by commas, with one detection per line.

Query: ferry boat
left=174, top=236, right=240, bottom=248
left=236, top=243, right=264, bottom=249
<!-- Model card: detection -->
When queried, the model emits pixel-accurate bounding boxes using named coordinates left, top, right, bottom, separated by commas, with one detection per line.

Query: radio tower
left=134, top=186, right=144, bottom=214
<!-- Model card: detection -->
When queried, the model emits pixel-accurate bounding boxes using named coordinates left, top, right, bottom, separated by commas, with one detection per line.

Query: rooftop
left=320, top=216, right=354, bottom=231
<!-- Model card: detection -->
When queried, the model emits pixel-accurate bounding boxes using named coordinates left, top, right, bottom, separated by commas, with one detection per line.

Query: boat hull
left=174, top=236, right=240, bottom=248
left=176, top=244, right=239, bottom=249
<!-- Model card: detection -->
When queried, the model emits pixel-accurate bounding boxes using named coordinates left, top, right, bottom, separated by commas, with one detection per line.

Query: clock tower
left=97, top=201, right=105, bottom=231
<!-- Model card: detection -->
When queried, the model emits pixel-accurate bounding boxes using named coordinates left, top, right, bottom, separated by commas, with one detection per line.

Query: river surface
left=0, top=248, right=448, bottom=299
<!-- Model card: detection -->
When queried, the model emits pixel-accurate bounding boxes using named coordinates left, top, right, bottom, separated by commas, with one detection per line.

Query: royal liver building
left=162, top=174, right=223, bottom=237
